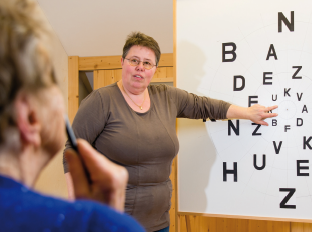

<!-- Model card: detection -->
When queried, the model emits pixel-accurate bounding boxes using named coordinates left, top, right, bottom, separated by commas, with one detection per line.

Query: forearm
left=226, top=105, right=249, bottom=119
left=226, top=104, right=278, bottom=126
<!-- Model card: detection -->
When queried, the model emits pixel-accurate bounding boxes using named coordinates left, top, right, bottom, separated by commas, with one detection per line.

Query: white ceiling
left=37, top=0, right=173, bottom=57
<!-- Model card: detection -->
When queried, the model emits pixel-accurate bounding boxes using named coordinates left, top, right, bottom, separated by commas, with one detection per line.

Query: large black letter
left=233, top=76, right=245, bottom=91
left=222, top=43, right=237, bottom=62
left=279, top=188, right=296, bottom=209
left=248, top=96, right=258, bottom=107
left=297, top=93, right=303, bottom=101
left=223, top=162, right=237, bottom=182
left=228, top=120, right=239, bottom=136
left=297, top=118, right=303, bottom=126
left=272, top=94, right=277, bottom=101
left=278, top=11, right=294, bottom=32
left=297, top=160, right=309, bottom=176
left=254, top=154, right=266, bottom=170
left=263, top=72, right=273, bottom=85
left=284, top=88, right=291, bottom=97
left=273, top=141, right=282, bottom=154
left=252, top=123, right=261, bottom=136
left=272, top=119, right=277, bottom=126
left=304, top=136, right=312, bottom=150
left=266, top=44, right=277, bottom=60
left=302, top=105, right=308, bottom=113
left=292, top=66, right=302, bottom=79
left=284, top=125, right=291, bottom=132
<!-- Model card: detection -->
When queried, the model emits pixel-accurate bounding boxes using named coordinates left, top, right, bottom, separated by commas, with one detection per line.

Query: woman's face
left=39, top=85, right=66, bottom=157
left=121, top=45, right=157, bottom=94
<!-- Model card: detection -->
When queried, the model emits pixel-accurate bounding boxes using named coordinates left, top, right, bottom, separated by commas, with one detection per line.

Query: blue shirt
left=0, top=175, right=145, bottom=232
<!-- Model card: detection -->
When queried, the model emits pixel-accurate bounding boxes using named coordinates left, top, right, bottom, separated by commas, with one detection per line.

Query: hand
left=65, top=139, right=128, bottom=212
left=247, top=104, right=278, bottom=126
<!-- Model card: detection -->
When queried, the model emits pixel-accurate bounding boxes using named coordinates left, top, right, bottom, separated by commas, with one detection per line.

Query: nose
left=135, top=61, right=145, bottom=71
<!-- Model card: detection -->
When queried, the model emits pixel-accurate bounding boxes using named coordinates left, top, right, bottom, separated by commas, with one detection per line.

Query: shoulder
left=83, top=82, right=119, bottom=103
left=0, top=179, right=144, bottom=232
left=148, top=84, right=179, bottom=95
left=148, top=84, right=188, bottom=99
left=95, top=82, right=119, bottom=96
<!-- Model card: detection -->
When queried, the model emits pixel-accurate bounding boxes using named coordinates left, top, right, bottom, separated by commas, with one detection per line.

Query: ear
left=15, top=93, right=41, bottom=148
left=121, top=57, right=124, bottom=66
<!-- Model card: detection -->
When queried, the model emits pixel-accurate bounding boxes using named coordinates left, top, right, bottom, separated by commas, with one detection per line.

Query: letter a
left=266, top=44, right=277, bottom=60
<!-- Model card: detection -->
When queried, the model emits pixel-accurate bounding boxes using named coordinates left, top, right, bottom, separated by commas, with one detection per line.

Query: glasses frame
left=124, top=58, right=156, bottom=70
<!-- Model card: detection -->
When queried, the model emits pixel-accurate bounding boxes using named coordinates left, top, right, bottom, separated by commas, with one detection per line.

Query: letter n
left=228, top=120, right=239, bottom=136
left=278, top=11, right=294, bottom=32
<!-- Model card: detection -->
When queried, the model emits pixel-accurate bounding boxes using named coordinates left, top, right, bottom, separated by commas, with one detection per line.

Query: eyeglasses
left=124, top=58, right=156, bottom=70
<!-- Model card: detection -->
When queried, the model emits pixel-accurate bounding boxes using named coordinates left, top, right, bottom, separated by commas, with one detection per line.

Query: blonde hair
left=0, top=0, right=56, bottom=144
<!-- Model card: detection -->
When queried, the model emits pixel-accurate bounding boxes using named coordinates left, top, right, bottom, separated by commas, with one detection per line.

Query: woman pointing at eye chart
left=64, top=32, right=277, bottom=232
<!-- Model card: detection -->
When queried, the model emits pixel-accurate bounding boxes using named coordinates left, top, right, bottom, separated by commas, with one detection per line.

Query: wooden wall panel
left=292, top=222, right=312, bottom=232
left=93, top=70, right=104, bottom=90
left=177, top=215, right=293, bottom=232
left=79, top=55, right=121, bottom=71
left=169, top=158, right=177, bottom=232
left=79, top=53, right=173, bottom=71
left=93, top=69, right=123, bottom=90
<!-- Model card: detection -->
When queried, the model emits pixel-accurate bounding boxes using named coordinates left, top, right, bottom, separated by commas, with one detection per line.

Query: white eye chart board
left=177, top=0, right=312, bottom=220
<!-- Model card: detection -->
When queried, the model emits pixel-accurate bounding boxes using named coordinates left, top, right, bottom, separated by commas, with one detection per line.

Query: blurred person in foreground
left=0, top=0, right=145, bottom=231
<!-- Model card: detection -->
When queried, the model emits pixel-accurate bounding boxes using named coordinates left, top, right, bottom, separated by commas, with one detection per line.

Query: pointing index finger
left=266, top=105, right=278, bottom=112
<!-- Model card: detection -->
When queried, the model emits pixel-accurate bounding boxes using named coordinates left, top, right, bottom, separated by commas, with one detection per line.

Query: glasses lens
left=129, top=59, right=139, bottom=66
left=127, top=58, right=154, bottom=69
left=143, top=62, right=152, bottom=70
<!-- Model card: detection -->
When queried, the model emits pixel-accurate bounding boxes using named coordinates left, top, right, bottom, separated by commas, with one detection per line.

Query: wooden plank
left=177, top=215, right=292, bottom=232
left=303, top=223, right=312, bottom=232
left=93, top=70, right=105, bottom=90
left=79, top=56, right=121, bottom=71
left=237, top=218, right=248, bottom=232
left=185, top=215, right=192, bottom=232
left=292, top=222, right=312, bottom=232
left=158, top=53, right=174, bottom=67
left=207, top=217, right=217, bottom=232
left=169, top=158, right=176, bottom=232
left=249, top=219, right=267, bottom=232
left=78, top=53, right=173, bottom=71
left=179, top=215, right=187, bottom=232
left=68, top=56, right=79, bottom=124
left=93, top=69, right=123, bottom=90
left=103, top=70, right=115, bottom=86
left=114, top=69, right=122, bottom=82
left=151, top=78, right=174, bottom=83
left=154, top=67, right=167, bottom=79
left=167, top=67, right=173, bottom=79
left=177, top=212, right=312, bottom=223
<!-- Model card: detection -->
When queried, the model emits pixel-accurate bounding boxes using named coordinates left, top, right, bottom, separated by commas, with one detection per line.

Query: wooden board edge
left=177, top=211, right=312, bottom=223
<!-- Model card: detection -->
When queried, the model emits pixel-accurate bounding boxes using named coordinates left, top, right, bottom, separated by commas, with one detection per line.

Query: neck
left=0, top=146, right=50, bottom=187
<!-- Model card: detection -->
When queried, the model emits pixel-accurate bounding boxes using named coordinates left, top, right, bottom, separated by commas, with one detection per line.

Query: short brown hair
left=0, top=0, right=56, bottom=144
left=122, top=32, right=161, bottom=66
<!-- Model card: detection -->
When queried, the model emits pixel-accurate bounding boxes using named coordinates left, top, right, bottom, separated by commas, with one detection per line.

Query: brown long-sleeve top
left=63, top=83, right=231, bottom=232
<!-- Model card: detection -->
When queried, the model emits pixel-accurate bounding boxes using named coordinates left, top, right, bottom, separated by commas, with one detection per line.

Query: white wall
left=34, top=1, right=69, bottom=198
